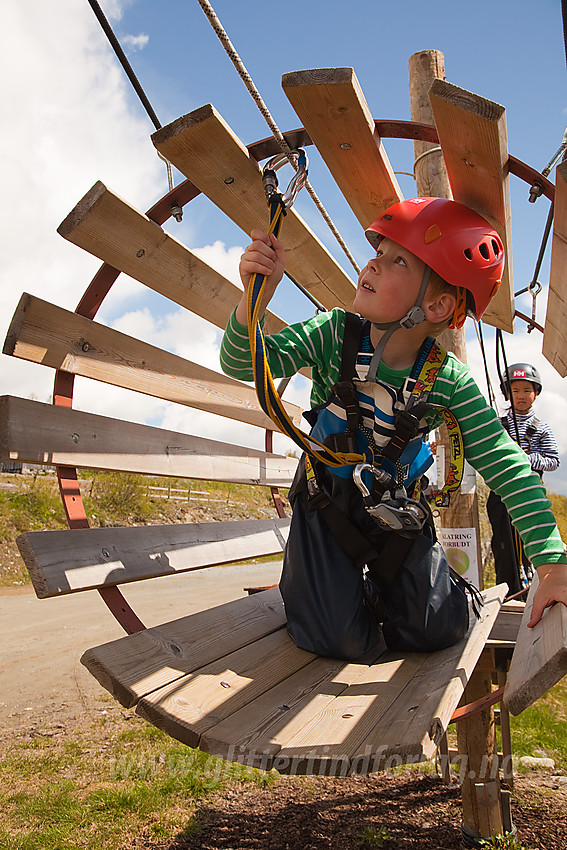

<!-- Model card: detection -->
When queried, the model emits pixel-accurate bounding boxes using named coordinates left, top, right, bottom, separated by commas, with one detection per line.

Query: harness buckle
left=262, top=149, right=308, bottom=210
left=353, top=463, right=428, bottom=534
left=305, top=455, right=331, bottom=510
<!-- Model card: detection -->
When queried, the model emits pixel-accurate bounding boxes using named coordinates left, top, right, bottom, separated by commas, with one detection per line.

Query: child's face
left=510, top=380, right=536, bottom=413
left=352, top=237, right=425, bottom=324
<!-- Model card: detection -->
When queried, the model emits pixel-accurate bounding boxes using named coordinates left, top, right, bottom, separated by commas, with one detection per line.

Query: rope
left=195, top=0, right=361, bottom=276
left=474, top=321, right=497, bottom=409
left=247, top=195, right=364, bottom=467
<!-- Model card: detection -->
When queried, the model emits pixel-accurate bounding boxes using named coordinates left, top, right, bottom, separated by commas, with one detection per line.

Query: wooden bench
left=11, top=517, right=506, bottom=774
left=3, top=65, right=566, bottom=841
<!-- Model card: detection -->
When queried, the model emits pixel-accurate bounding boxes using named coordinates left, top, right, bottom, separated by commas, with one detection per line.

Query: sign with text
left=439, top=526, right=480, bottom=588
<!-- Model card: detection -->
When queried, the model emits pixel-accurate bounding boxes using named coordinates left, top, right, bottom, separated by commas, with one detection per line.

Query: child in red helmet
left=221, top=197, right=567, bottom=660
left=487, top=362, right=560, bottom=598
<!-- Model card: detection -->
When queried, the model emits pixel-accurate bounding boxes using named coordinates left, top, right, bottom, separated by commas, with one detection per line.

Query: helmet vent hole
left=491, top=239, right=501, bottom=257
left=479, top=243, right=490, bottom=260
left=463, top=248, right=473, bottom=261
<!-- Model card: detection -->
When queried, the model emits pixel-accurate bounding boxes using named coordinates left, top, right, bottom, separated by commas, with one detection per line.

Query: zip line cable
left=86, top=0, right=161, bottom=131
left=195, top=0, right=361, bottom=276
left=86, top=0, right=182, bottom=213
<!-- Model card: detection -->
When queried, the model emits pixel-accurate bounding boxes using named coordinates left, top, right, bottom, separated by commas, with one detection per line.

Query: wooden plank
left=428, top=79, right=515, bottom=332
left=3, top=294, right=302, bottom=431
left=282, top=68, right=402, bottom=227
left=199, top=654, right=378, bottom=770
left=57, top=181, right=287, bottom=338
left=267, top=651, right=425, bottom=775
left=17, top=517, right=290, bottom=598
left=349, top=585, right=506, bottom=769
left=81, top=588, right=286, bottom=708
left=151, top=104, right=357, bottom=310
left=487, top=601, right=524, bottom=644
left=0, top=395, right=297, bottom=486
left=136, top=629, right=315, bottom=750
left=503, top=574, right=567, bottom=714
left=543, top=160, right=567, bottom=376
left=135, top=587, right=503, bottom=775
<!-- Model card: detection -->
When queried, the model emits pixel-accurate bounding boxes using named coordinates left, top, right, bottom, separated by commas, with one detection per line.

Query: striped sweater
left=221, top=307, right=567, bottom=568
left=501, top=410, right=560, bottom=475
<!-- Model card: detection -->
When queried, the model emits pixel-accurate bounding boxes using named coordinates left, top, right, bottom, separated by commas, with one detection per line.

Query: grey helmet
left=500, top=363, right=543, bottom=399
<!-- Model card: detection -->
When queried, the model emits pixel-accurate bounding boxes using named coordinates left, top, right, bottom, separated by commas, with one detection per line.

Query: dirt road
left=0, top=562, right=282, bottom=738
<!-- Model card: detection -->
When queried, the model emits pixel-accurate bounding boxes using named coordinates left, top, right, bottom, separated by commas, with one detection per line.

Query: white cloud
left=123, top=33, right=149, bottom=51
left=192, top=241, right=244, bottom=287
left=0, top=0, right=164, bottom=359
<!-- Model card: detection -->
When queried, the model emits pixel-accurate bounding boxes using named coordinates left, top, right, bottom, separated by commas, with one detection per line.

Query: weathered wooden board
left=487, top=600, right=524, bottom=645
left=152, top=104, right=357, bottom=310
left=0, top=395, right=297, bottom=485
left=199, top=651, right=385, bottom=769
left=83, top=585, right=504, bottom=773
left=347, top=587, right=505, bottom=771
left=136, top=628, right=316, bottom=750
left=429, top=79, right=515, bottom=332
left=543, top=160, right=567, bottom=376
left=57, top=181, right=286, bottom=337
left=504, top=575, right=567, bottom=714
left=282, top=67, right=402, bottom=227
left=3, top=294, right=302, bottom=430
left=17, top=517, right=290, bottom=598
left=81, top=588, right=286, bottom=708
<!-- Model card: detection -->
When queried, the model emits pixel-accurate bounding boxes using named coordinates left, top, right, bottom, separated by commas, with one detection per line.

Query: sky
left=1, top=0, right=567, bottom=494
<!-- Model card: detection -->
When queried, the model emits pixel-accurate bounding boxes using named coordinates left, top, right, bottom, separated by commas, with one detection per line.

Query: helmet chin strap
left=366, top=266, right=432, bottom=383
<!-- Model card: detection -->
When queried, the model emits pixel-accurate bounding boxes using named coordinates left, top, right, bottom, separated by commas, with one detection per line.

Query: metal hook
left=514, top=280, right=542, bottom=332
left=262, top=149, right=309, bottom=210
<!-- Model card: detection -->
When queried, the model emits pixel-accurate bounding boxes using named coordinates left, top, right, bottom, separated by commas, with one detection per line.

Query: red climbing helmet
left=365, top=197, right=504, bottom=320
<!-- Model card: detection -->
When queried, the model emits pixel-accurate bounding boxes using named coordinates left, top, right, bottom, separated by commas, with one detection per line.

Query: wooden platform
left=82, top=584, right=505, bottom=775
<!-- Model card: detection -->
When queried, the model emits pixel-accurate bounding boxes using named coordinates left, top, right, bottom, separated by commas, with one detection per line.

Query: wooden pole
left=408, top=50, right=482, bottom=585
left=409, top=50, right=502, bottom=842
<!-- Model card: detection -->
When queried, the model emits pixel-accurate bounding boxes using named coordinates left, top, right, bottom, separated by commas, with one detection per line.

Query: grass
left=0, top=709, right=277, bottom=850
left=507, top=676, right=567, bottom=771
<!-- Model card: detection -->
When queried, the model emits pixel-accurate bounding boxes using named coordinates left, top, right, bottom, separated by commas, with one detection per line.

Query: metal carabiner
left=262, top=149, right=308, bottom=210
left=514, top=279, right=542, bottom=333
left=353, top=462, right=428, bottom=534
left=353, top=462, right=395, bottom=502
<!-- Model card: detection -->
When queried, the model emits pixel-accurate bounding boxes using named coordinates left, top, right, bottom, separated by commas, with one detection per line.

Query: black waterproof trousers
left=486, top=490, right=530, bottom=598
left=279, top=459, right=470, bottom=660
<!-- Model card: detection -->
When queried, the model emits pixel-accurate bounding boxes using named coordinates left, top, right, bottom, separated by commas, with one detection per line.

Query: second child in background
left=487, top=363, right=560, bottom=597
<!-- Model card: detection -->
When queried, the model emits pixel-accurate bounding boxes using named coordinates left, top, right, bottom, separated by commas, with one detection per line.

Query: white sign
left=438, top=526, right=480, bottom=588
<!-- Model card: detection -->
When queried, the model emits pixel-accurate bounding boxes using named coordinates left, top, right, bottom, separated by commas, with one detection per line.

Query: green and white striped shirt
left=221, top=307, right=567, bottom=568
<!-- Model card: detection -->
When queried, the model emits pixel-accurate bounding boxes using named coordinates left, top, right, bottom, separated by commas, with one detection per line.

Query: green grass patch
left=0, top=713, right=277, bottom=850
left=507, top=676, right=567, bottom=771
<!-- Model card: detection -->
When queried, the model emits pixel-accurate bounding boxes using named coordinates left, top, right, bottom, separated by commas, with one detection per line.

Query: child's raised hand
left=240, top=229, right=285, bottom=292
left=235, top=229, right=286, bottom=325
left=528, top=563, right=567, bottom=628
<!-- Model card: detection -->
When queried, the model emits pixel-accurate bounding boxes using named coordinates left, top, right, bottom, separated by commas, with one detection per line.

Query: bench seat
left=82, top=583, right=505, bottom=775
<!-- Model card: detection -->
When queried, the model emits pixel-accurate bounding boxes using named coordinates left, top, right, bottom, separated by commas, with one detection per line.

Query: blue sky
left=2, top=0, right=567, bottom=493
